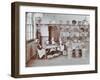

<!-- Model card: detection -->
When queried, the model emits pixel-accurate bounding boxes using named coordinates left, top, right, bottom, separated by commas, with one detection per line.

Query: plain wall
left=41, top=14, right=90, bottom=24
left=0, top=0, right=99, bottom=80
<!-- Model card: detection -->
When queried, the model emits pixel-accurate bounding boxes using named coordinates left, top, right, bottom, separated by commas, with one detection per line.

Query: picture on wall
left=11, top=2, right=97, bottom=78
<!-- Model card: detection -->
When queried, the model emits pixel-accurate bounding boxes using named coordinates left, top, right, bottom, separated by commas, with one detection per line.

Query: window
left=26, top=12, right=34, bottom=41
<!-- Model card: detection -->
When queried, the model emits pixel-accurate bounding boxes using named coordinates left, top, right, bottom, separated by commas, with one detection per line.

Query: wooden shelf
left=36, top=23, right=89, bottom=26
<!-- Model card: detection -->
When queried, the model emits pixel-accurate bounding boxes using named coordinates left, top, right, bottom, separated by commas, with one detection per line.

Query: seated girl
left=37, top=45, right=46, bottom=59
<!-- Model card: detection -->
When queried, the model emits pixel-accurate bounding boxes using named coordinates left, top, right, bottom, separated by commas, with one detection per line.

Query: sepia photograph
left=25, top=12, right=90, bottom=67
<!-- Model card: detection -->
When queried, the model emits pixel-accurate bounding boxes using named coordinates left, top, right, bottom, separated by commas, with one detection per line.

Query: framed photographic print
left=11, top=2, right=98, bottom=78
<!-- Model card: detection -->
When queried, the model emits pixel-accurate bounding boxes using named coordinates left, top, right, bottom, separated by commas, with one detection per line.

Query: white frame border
left=19, top=5, right=96, bottom=74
